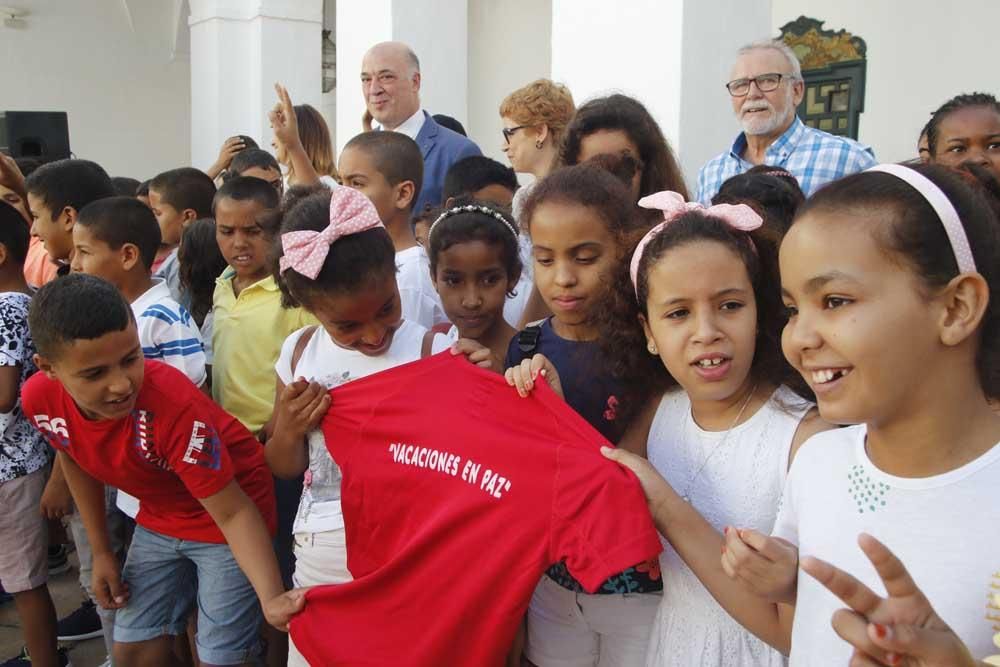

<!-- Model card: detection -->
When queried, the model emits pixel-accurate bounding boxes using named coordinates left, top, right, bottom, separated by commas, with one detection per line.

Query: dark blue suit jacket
left=413, top=111, right=482, bottom=213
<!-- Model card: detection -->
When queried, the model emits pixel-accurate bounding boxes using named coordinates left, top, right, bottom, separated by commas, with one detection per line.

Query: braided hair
left=926, top=92, right=1000, bottom=155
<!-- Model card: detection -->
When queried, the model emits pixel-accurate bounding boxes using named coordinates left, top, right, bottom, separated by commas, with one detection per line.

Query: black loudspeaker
left=0, top=111, right=71, bottom=163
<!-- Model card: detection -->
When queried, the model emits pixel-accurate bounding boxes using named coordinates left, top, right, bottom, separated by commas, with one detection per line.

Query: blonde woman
left=499, top=79, right=575, bottom=219
left=498, top=79, right=575, bottom=327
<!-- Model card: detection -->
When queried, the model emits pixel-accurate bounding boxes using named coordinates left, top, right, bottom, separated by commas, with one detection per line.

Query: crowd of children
left=0, top=58, right=998, bottom=667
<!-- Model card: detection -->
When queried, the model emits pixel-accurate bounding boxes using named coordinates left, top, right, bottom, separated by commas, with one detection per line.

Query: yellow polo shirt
left=211, top=269, right=318, bottom=433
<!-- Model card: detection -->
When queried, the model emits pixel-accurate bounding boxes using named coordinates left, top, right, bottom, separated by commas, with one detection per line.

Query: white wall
left=1, top=0, right=190, bottom=179
left=189, top=0, right=323, bottom=172
left=772, top=0, right=1000, bottom=164
left=467, top=0, right=552, bottom=164
left=550, top=0, right=770, bottom=191
left=335, top=0, right=392, bottom=155
left=551, top=0, right=684, bottom=148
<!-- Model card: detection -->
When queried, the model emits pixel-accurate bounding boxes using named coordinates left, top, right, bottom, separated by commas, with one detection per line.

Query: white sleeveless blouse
left=645, top=386, right=811, bottom=667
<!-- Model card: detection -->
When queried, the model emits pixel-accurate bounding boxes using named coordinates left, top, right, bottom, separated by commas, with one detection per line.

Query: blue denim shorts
left=113, top=525, right=262, bottom=665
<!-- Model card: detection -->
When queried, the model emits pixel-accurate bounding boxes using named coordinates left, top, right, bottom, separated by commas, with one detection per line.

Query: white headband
left=427, top=204, right=519, bottom=241
left=866, top=164, right=977, bottom=274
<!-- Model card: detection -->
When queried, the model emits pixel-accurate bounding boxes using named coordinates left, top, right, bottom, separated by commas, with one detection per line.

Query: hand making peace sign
left=801, top=532, right=980, bottom=667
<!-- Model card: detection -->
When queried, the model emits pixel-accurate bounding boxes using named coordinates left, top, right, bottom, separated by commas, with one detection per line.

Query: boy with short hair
left=227, top=148, right=285, bottom=198
left=211, top=177, right=315, bottom=435
left=72, top=196, right=207, bottom=388
left=0, top=203, right=66, bottom=667
left=441, top=155, right=518, bottom=210
left=338, top=132, right=446, bottom=328
left=63, top=195, right=210, bottom=651
left=23, top=274, right=300, bottom=666
left=147, top=167, right=216, bottom=303
left=24, top=158, right=116, bottom=268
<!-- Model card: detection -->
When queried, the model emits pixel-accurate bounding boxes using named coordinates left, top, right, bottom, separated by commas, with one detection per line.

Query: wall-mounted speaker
left=0, top=111, right=71, bottom=163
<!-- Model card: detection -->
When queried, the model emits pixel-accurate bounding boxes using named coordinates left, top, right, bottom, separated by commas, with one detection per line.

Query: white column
left=550, top=0, right=770, bottom=187
left=189, top=0, right=323, bottom=172
left=335, top=0, right=468, bottom=156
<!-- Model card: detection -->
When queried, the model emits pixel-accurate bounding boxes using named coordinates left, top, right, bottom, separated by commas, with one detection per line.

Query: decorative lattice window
left=780, top=17, right=867, bottom=140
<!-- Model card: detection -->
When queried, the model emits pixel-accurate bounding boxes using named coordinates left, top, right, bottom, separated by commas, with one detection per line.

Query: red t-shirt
left=22, top=360, right=276, bottom=543
left=290, top=352, right=662, bottom=667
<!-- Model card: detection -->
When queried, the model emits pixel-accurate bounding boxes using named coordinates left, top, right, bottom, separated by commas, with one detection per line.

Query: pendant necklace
left=680, top=385, right=758, bottom=503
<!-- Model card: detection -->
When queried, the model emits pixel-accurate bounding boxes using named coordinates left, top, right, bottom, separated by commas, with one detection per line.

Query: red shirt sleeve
left=160, top=401, right=237, bottom=499
left=21, top=373, right=71, bottom=452
left=549, top=416, right=662, bottom=593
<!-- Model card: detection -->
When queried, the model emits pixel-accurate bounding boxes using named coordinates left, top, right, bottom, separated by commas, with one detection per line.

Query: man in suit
left=361, top=41, right=482, bottom=213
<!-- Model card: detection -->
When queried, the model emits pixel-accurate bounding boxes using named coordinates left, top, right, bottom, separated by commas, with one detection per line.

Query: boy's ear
left=120, top=243, right=142, bottom=272
left=0, top=243, right=8, bottom=269
left=33, top=352, right=56, bottom=378
left=181, top=209, right=199, bottom=227
left=61, top=206, right=79, bottom=231
left=394, top=180, right=417, bottom=212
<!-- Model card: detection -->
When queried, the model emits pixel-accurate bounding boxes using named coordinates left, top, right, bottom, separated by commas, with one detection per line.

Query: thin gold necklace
left=681, top=385, right=758, bottom=503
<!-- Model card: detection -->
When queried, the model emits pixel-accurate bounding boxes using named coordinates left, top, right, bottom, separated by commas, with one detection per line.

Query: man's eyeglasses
left=725, top=73, right=794, bottom=97
left=502, top=125, right=529, bottom=144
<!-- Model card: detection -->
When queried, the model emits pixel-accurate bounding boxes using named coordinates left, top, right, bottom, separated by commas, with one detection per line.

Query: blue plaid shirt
left=695, top=117, right=877, bottom=205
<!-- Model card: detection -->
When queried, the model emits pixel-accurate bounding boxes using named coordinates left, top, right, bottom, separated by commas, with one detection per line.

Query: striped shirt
left=695, top=116, right=877, bottom=205
left=131, top=280, right=206, bottom=388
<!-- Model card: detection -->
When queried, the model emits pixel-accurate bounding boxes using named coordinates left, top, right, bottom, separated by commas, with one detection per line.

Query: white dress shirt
left=381, top=108, right=426, bottom=140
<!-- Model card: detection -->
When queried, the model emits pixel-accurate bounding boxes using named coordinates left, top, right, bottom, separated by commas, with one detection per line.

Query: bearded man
left=696, top=40, right=876, bottom=204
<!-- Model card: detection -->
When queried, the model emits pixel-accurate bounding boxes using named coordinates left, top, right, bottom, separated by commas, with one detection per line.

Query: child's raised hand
left=269, top=83, right=301, bottom=152
left=600, top=445, right=672, bottom=514
left=263, top=587, right=309, bottom=632
left=274, top=378, right=330, bottom=440
left=0, top=152, right=26, bottom=198
left=801, top=533, right=978, bottom=667
left=505, top=354, right=563, bottom=399
left=92, top=551, right=129, bottom=610
left=721, top=527, right=799, bottom=604
left=214, top=136, right=245, bottom=169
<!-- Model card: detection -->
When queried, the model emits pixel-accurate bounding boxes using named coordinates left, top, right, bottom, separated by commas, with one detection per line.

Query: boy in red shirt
left=22, top=273, right=303, bottom=666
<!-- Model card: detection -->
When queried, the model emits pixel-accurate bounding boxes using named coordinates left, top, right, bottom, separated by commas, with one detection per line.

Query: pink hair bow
left=279, top=187, right=384, bottom=279
left=629, top=190, right=763, bottom=297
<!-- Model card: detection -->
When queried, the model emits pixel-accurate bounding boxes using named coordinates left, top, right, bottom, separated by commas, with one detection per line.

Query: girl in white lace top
left=596, top=192, right=830, bottom=665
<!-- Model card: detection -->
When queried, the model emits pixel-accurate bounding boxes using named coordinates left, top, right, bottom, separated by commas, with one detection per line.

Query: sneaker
left=47, top=544, right=71, bottom=576
left=56, top=599, right=103, bottom=641
left=0, top=647, right=72, bottom=666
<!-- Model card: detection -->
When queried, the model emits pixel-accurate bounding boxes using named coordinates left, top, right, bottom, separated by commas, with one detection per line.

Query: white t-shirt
left=773, top=425, right=1000, bottom=665
left=396, top=245, right=447, bottom=329
left=275, top=320, right=428, bottom=535
left=119, top=279, right=208, bottom=518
